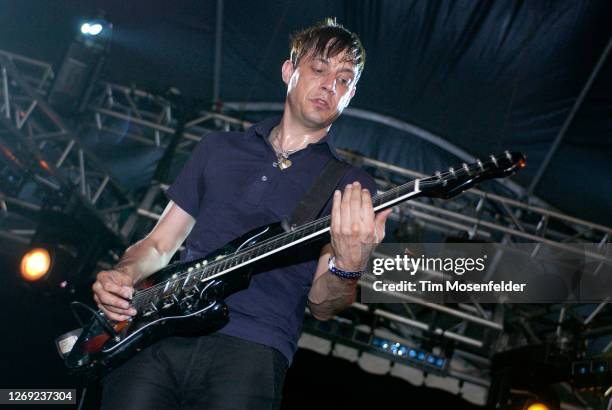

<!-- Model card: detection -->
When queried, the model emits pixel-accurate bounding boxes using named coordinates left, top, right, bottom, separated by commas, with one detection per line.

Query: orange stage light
left=20, top=248, right=51, bottom=281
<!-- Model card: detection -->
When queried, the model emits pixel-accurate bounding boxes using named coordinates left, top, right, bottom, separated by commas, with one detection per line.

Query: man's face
left=282, top=49, right=358, bottom=129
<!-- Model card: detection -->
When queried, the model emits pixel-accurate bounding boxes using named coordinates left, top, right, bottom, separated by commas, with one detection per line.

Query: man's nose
left=321, top=75, right=336, bottom=94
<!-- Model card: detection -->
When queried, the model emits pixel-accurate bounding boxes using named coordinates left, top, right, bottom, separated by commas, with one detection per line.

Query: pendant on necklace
left=278, top=156, right=292, bottom=170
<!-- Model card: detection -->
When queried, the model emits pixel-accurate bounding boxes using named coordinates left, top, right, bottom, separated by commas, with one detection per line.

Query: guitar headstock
left=421, top=151, right=526, bottom=199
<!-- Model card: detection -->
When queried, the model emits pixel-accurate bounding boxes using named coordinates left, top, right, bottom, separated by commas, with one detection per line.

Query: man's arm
left=308, top=181, right=392, bottom=321
left=307, top=243, right=359, bottom=321
left=92, top=201, right=195, bottom=321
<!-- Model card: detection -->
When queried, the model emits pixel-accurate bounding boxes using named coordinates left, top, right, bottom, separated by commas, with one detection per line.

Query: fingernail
left=129, top=308, right=137, bottom=315
left=123, top=302, right=130, bottom=309
left=346, top=184, right=352, bottom=189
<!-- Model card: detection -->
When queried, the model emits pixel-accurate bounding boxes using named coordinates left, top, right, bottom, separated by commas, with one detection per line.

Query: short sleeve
left=337, top=166, right=377, bottom=196
left=166, top=137, right=211, bottom=218
left=319, top=165, right=377, bottom=217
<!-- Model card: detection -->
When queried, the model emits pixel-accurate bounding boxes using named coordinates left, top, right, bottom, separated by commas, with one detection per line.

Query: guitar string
left=130, top=154, right=518, bottom=307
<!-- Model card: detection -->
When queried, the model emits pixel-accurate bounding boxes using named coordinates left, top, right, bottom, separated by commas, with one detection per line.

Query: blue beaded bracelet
left=328, top=256, right=365, bottom=280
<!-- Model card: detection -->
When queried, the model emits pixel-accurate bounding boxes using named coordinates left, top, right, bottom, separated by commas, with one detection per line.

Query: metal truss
left=0, top=51, right=131, bottom=244
left=1, top=49, right=610, bottom=407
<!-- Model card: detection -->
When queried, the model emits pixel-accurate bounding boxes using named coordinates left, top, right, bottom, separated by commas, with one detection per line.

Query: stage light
left=526, top=403, right=550, bottom=410
left=49, top=12, right=111, bottom=113
left=20, top=248, right=51, bottom=281
left=88, top=23, right=103, bottom=35
left=573, top=362, right=590, bottom=375
left=593, top=360, right=607, bottom=373
left=18, top=209, right=123, bottom=294
left=80, top=21, right=105, bottom=36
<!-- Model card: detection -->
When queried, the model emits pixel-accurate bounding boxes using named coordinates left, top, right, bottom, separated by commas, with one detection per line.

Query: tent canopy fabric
left=1, top=0, right=610, bottom=225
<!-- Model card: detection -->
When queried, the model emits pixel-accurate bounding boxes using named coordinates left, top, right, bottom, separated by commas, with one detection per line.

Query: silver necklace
left=270, top=127, right=298, bottom=170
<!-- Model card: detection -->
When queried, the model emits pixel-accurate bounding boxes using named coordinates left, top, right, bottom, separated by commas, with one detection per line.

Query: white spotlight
left=89, top=23, right=103, bottom=36
left=80, top=21, right=104, bottom=36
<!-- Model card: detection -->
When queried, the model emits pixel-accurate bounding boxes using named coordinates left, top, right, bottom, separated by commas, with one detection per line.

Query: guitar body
left=63, top=222, right=286, bottom=380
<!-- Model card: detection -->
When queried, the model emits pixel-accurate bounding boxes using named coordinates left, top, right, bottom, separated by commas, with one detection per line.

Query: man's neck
left=271, top=112, right=330, bottom=152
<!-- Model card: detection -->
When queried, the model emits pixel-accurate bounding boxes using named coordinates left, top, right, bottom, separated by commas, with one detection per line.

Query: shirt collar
left=249, top=115, right=341, bottom=161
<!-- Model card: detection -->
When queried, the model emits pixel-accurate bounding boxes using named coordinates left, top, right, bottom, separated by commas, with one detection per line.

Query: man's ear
left=281, top=60, right=294, bottom=85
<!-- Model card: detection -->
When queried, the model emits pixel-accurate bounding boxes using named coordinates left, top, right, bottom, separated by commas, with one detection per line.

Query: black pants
left=101, top=333, right=289, bottom=410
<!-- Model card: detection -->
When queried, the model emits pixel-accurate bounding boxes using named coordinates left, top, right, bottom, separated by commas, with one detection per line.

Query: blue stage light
left=372, top=337, right=391, bottom=350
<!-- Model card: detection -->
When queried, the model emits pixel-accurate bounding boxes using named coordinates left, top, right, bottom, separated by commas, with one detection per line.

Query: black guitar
left=56, top=151, right=526, bottom=380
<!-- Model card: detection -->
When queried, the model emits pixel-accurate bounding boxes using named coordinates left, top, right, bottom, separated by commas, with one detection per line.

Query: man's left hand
left=330, top=181, right=392, bottom=272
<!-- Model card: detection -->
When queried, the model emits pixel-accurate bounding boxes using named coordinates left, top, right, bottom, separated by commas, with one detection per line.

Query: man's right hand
left=90, top=201, right=196, bottom=322
left=92, top=270, right=137, bottom=322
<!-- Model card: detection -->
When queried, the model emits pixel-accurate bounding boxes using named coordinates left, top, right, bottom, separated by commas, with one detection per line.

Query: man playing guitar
left=93, top=18, right=391, bottom=409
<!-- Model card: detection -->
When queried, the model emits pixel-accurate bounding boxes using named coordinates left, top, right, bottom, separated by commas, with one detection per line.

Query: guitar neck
left=214, top=178, right=423, bottom=273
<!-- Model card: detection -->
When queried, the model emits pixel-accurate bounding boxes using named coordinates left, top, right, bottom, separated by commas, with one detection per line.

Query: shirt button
left=272, top=162, right=278, bottom=167
left=261, top=175, right=268, bottom=182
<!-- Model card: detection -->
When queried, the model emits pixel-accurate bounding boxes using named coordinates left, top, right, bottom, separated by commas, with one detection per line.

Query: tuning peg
left=505, top=150, right=512, bottom=160
left=476, top=159, right=484, bottom=171
left=489, top=154, right=498, bottom=166
left=435, top=170, right=447, bottom=186
left=449, top=167, right=456, bottom=178
left=462, top=163, right=470, bottom=175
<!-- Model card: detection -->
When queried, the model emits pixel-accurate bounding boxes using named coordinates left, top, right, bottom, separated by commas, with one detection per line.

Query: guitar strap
left=288, top=158, right=351, bottom=228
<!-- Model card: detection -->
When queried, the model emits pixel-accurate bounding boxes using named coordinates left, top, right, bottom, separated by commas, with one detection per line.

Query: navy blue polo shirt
left=166, top=116, right=376, bottom=363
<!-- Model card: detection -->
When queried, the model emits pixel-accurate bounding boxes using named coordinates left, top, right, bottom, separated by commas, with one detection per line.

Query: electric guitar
left=56, top=151, right=526, bottom=380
